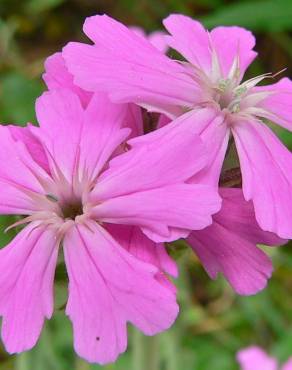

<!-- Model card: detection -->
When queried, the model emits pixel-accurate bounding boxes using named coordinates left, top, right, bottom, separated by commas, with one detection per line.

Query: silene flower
left=63, top=14, right=292, bottom=239
left=237, top=346, right=292, bottom=370
left=0, top=88, right=221, bottom=364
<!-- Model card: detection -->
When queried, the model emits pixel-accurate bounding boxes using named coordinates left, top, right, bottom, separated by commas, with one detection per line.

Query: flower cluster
left=0, top=13, right=291, bottom=365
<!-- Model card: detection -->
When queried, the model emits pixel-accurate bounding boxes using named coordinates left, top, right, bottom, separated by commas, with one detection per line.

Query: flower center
left=198, top=50, right=282, bottom=116
left=60, top=199, right=84, bottom=220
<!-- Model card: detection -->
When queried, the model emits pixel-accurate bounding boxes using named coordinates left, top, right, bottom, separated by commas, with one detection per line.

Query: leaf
left=26, top=0, right=65, bottom=14
left=0, top=72, right=43, bottom=124
left=201, top=0, right=292, bottom=31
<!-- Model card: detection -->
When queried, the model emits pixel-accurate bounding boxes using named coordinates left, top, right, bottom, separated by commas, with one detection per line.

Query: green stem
left=132, top=330, right=161, bottom=370
left=15, top=352, right=30, bottom=370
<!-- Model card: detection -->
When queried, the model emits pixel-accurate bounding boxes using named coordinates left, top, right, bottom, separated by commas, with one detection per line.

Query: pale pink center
left=191, top=49, right=278, bottom=121
left=7, top=160, right=96, bottom=236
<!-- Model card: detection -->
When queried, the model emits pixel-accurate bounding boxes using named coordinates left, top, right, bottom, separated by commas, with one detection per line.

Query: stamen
left=207, top=32, right=222, bottom=81
left=46, top=194, right=59, bottom=202
left=218, top=79, right=230, bottom=92
left=4, top=216, right=33, bottom=233
left=227, top=53, right=240, bottom=83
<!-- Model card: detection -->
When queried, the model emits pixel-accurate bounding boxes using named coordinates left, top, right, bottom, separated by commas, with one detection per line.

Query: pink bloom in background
left=237, top=346, right=292, bottom=370
left=0, top=88, right=221, bottom=364
left=63, top=14, right=292, bottom=239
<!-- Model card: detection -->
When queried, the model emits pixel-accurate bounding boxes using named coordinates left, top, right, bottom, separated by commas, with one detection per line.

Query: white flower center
left=192, top=49, right=282, bottom=118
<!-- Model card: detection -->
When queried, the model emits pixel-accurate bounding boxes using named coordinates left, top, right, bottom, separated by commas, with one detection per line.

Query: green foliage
left=202, top=0, right=292, bottom=31
left=0, top=72, right=42, bottom=124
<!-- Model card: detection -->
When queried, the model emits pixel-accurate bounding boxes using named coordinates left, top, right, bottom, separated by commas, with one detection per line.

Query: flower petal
left=106, top=224, right=178, bottom=277
left=236, top=346, right=278, bottom=370
left=34, top=89, right=130, bottom=183
left=163, top=14, right=211, bottom=71
left=43, top=52, right=92, bottom=107
left=92, top=109, right=210, bottom=200
left=210, top=25, right=257, bottom=78
left=253, top=77, right=292, bottom=132
left=233, top=118, right=292, bottom=238
left=188, top=188, right=284, bottom=295
left=128, top=107, right=229, bottom=187
left=43, top=52, right=142, bottom=139
left=121, top=103, right=144, bottom=139
left=63, top=15, right=201, bottom=117
left=80, top=93, right=131, bottom=179
left=9, top=124, right=50, bottom=173
left=34, top=89, right=84, bottom=181
left=131, top=27, right=169, bottom=54
left=63, top=223, right=178, bottom=364
left=92, top=184, right=221, bottom=242
left=148, top=31, right=169, bottom=54
left=283, top=358, right=292, bottom=370
left=0, top=223, right=58, bottom=353
left=0, top=126, right=50, bottom=214
left=163, top=14, right=257, bottom=78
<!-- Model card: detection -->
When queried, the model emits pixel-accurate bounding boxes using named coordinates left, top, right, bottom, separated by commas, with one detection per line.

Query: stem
left=132, top=330, right=161, bottom=370
left=15, top=352, right=30, bottom=370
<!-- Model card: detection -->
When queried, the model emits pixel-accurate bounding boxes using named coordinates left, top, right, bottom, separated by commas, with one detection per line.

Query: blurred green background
left=1, top=0, right=292, bottom=369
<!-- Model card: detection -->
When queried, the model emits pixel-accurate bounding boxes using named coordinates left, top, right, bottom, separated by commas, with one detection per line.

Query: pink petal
left=233, top=118, right=292, bottom=238
left=237, top=346, right=278, bottom=370
left=63, top=222, right=178, bottom=364
left=89, top=110, right=221, bottom=241
left=283, top=358, right=292, bottom=370
left=0, top=126, right=49, bottom=214
left=9, top=124, right=50, bottom=173
left=253, top=77, right=292, bottom=132
left=187, top=112, right=229, bottom=187
left=210, top=26, right=257, bottom=78
left=44, top=52, right=142, bottom=138
left=43, top=52, right=92, bottom=107
left=129, top=107, right=229, bottom=187
left=0, top=223, right=58, bottom=353
left=148, top=31, right=169, bottom=54
left=80, top=93, right=131, bottom=179
left=122, top=103, right=143, bottom=138
left=163, top=14, right=211, bottom=71
left=35, top=89, right=84, bottom=181
left=106, top=224, right=178, bottom=277
left=163, top=14, right=257, bottom=78
left=188, top=188, right=284, bottom=295
left=92, top=113, right=209, bottom=200
left=63, top=15, right=201, bottom=117
left=131, top=27, right=169, bottom=54
left=91, top=184, right=221, bottom=242
left=157, top=114, right=171, bottom=129
left=35, top=89, right=130, bottom=183
left=218, top=188, right=285, bottom=246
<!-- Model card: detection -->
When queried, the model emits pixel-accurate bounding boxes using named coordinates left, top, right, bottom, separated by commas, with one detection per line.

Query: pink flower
left=0, top=88, right=220, bottom=364
left=63, top=14, right=292, bottom=238
left=237, top=346, right=292, bottom=370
